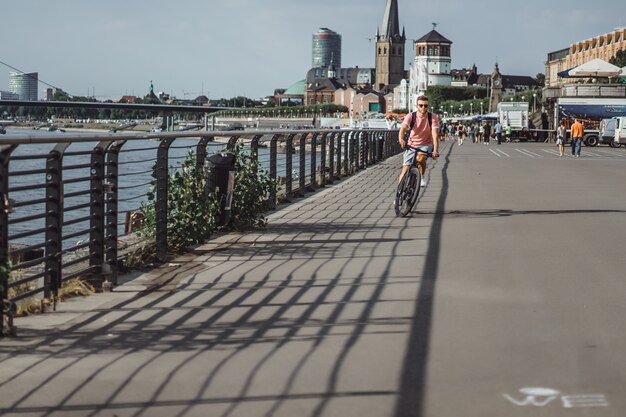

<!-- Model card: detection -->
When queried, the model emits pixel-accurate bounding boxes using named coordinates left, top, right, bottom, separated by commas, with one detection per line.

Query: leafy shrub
left=138, top=145, right=276, bottom=257
left=228, top=144, right=277, bottom=230
left=141, top=150, right=220, bottom=251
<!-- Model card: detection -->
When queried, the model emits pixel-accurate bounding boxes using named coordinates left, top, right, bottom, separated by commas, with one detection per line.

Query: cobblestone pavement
left=3, top=141, right=626, bottom=417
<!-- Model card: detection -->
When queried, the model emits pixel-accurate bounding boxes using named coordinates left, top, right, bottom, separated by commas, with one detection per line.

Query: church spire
left=380, top=0, right=401, bottom=40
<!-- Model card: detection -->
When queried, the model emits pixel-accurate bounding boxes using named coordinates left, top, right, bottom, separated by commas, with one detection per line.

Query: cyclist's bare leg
left=398, top=165, right=409, bottom=183
left=417, top=153, right=427, bottom=177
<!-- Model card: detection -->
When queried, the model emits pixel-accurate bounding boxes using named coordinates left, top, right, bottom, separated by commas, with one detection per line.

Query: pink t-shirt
left=401, top=112, right=440, bottom=147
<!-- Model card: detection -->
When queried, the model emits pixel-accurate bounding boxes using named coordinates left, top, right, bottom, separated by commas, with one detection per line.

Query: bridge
left=0, top=99, right=228, bottom=114
left=1, top=132, right=626, bottom=416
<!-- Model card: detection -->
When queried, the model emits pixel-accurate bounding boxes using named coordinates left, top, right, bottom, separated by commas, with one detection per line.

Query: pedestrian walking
left=571, top=118, right=584, bottom=157
left=505, top=124, right=512, bottom=142
left=556, top=120, right=567, bottom=157
left=494, top=120, right=503, bottom=145
left=483, top=121, right=491, bottom=145
left=457, top=124, right=465, bottom=146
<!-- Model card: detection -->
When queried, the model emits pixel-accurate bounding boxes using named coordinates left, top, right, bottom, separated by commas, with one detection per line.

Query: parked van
left=600, top=118, right=621, bottom=147
left=615, top=117, right=626, bottom=145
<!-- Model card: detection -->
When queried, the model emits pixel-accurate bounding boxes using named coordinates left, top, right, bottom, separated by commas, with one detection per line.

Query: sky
left=2, top=0, right=625, bottom=101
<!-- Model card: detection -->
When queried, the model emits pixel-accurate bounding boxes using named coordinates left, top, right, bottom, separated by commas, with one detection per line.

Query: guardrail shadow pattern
left=0, top=142, right=452, bottom=417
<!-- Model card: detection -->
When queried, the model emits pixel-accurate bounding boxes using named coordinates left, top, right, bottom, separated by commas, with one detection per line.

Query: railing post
left=328, top=132, right=335, bottom=184
left=103, top=140, right=125, bottom=286
left=344, top=131, right=350, bottom=174
left=319, top=132, right=328, bottom=187
left=156, top=138, right=175, bottom=263
left=360, top=131, right=367, bottom=169
left=250, top=134, right=263, bottom=166
left=196, top=137, right=211, bottom=170
left=285, top=133, right=295, bottom=199
left=336, top=131, right=342, bottom=178
left=336, top=132, right=343, bottom=180
left=353, top=131, right=361, bottom=171
left=369, top=132, right=376, bottom=165
left=309, top=133, right=318, bottom=191
left=298, top=132, right=307, bottom=197
left=89, top=141, right=112, bottom=289
left=45, top=143, right=70, bottom=303
left=268, top=134, right=279, bottom=209
left=227, top=136, right=239, bottom=151
left=0, top=145, right=17, bottom=337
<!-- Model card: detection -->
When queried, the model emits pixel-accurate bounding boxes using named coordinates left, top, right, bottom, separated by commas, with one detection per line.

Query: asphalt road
left=1, top=140, right=625, bottom=417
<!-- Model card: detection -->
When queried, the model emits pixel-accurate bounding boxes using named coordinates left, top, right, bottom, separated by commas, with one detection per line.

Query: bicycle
left=394, top=146, right=432, bottom=217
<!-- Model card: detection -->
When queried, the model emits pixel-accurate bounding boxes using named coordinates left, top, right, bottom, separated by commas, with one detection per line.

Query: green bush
left=141, top=150, right=220, bottom=252
left=138, top=145, right=276, bottom=258
left=228, top=144, right=278, bottom=230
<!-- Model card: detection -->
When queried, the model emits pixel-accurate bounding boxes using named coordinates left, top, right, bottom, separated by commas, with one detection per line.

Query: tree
left=609, top=49, right=626, bottom=68
left=535, top=73, right=546, bottom=86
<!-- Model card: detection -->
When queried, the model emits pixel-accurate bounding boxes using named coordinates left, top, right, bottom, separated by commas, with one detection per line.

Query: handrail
left=0, top=127, right=401, bottom=336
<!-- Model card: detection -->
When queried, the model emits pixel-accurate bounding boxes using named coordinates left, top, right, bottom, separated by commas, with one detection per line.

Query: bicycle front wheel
left=395, top=171, right=420, bottom=216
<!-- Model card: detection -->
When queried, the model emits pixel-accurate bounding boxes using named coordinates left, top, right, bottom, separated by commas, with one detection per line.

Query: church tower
left=489, top=63, right=503, bottom=112
left=375, top=0, right=406, bottom=90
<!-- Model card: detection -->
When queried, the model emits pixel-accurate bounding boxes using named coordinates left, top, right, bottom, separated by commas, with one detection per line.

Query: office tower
left=312, top=28, right=342, bottom=74
left=9, top=71, right=38, bottom=101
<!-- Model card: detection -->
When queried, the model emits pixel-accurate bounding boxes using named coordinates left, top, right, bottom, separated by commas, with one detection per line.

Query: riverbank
left=8, top=122, right=153, bottom=133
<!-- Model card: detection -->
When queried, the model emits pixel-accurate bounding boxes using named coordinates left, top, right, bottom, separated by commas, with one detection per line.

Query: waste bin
left=376, top=136, right=385, bottom=161
left=205, top=152, right=236, bottom=226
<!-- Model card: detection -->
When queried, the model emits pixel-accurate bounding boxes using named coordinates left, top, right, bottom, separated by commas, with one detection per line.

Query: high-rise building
left=375, top=0, right=406, bottom=89
left=312, top=28, right=341, bottom=75
left=9, top=71, right=38, bottom=101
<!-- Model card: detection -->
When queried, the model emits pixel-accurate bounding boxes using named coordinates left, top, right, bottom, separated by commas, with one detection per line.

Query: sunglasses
left=417, top=104, right=429, bottom=108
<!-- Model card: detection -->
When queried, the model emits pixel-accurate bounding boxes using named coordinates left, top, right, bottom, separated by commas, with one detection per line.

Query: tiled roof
left=415, top=30, right=452, bottom=44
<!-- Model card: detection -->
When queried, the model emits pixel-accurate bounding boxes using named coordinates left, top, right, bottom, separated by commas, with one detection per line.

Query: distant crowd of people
left=439, top=121, right=513, bottom=146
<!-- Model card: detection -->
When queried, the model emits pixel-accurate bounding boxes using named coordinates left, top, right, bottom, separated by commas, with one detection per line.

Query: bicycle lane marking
left=488, top=148, right=510, bottom=158
left=516, top=148, right=543, bottom=158
left=542, top=149, right=561, bottom=156
left=503, top=386, right=609, bottom=409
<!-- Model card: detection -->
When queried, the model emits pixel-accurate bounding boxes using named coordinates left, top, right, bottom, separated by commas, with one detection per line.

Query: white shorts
left=403, top=145, right=433, bottom=166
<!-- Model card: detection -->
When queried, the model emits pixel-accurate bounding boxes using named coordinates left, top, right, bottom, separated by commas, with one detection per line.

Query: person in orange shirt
left=571, top=118, right=584, bottom=157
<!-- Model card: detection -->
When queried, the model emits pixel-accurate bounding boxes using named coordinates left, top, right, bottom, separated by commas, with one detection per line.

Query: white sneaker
left=420, top=178, right=427, bottom=187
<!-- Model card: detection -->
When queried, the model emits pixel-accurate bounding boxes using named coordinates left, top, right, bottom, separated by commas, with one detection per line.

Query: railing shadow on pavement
left=0, top=128, right=400, bottom=337
left=0, top=143, right=453, bottom=417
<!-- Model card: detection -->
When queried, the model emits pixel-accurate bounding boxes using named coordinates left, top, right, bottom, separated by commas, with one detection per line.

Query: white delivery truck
left=614, top=117, right=626, bottom=145
left=497, top=102, right=528, bottom=139
left=556, top=98, right=626, bottom=146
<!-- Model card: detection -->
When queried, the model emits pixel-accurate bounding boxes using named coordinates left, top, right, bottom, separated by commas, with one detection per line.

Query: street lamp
left=460, top=104, right=463, bottom=116
left=480, top=102, right=483, bottom=115
left=470, top=102, right=473, bottom=115
left=533, top=93, right=537, bottom=113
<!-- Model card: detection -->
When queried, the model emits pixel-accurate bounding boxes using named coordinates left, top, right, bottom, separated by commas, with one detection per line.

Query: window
left=428, top=47, right=432, bottom=56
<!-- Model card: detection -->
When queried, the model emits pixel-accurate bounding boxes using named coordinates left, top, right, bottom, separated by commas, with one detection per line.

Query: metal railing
left=0, top=127, right=400, bottom=336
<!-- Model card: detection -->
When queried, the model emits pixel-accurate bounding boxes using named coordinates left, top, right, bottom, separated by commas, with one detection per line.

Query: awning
left=569, top=58, right=621, bottom=77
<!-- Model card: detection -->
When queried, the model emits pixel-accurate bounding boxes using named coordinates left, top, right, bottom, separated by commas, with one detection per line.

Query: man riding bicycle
left=398, top=95, right=440, bottom=186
